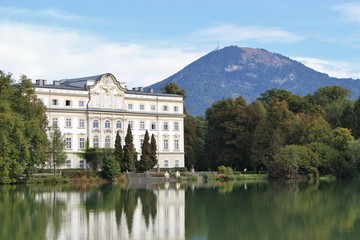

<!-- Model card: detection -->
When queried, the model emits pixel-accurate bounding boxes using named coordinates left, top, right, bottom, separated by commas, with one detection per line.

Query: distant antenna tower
left=216, top=41, right=219, bottom=50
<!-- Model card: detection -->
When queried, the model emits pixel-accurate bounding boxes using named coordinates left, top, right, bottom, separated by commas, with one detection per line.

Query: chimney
left=35, top=79, right=47, bottom=85
left=132, top=87, right=137, bottom=91
left=138, top=87, right=143, bottom=92
left=148, top=88, right=154, bottom=93
left=53, top=80, right=60, bottom=86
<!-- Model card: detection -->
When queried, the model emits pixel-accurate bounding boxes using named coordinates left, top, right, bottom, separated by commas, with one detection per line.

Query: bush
left=218, top=166, right=233, bottom=175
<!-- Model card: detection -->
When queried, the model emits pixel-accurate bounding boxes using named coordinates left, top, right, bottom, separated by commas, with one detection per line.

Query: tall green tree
left=102, top=156, right=120, bottom=182
left=149, top=134, right=158, bottom=169
left=48, top=126, right=66, bottom=174
left=123, top=125, right=136, bottom=172
left=114, top=131, right=123, bottom=171
left=138, top=130, right=151, bottom=172
left=0, top=72, right=49, bottom=183
left=161, top=82, right=186, bottom=98
left=184, top=115, right=207, bottom=170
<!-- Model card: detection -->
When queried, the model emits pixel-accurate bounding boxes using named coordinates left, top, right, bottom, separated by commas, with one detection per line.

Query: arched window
left=93, top=119, right=99, bottom=129
left=105, top=136, right=111, bottom=148
left=105, top=120, right=110, bottom=129
left=93, top=136, right=99, bottom=148
left=116, top=120, right=122, bottom=129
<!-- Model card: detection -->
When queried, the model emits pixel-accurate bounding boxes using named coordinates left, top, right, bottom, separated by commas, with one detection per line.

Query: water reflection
left=2, top=181, right=360, bottom=240
left=32, top=184, right=184, bottom=240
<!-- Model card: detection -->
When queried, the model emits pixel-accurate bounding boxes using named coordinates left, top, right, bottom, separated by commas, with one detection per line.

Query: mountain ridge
left=147, top=46, right=360, bottom=115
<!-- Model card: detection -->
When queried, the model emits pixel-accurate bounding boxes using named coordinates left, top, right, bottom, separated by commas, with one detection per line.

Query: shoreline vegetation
left=12, top=165, right=340, bottom=186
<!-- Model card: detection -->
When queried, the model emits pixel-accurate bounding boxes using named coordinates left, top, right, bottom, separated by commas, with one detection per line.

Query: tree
left=161, top=82, right=186, bottom=98
left=269, top=145, right=320, bottom=178
left=0, top=71, right=49, bottom=183
left=48, top=126, right=66, bottom=174
left=184, top=115, right=206, bottom=170
left=123, top=125, right=136, bottom=172
left=138, top=130, right=151, bottom=172
left=114, top=131, right=123, bottom=171
left=149, top=134, right=158, bottom=169
left=102, top=156, right=120, bottom=182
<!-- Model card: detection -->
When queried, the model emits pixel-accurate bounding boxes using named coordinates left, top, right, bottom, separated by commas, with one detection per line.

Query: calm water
left=1, top=180, right=360, bottom=240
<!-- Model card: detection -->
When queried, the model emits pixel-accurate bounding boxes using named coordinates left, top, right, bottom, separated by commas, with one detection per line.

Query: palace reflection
left=33, top=184, right=185, bottom=240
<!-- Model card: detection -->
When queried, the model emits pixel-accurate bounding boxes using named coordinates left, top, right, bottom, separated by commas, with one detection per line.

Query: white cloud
left=293, top=56, right=360, bottom=79
left=0, top=7, right=81, bottom=20
left=0, top=21, right=204, bottom=87
left=332, top=2, right=360, bottom=23
left=196, top=23, right=304, bottom=43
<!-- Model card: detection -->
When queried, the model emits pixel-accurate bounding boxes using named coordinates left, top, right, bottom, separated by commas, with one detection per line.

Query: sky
left=1, top=0, right=360, bottom=88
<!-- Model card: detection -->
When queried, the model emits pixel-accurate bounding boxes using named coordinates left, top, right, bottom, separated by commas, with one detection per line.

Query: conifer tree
left=49, top=126, right=67, bottom=174
left=150, top=133, right=158, bottom=168
left=138, top=130, right=151, bottom=172
left=114, top=131, right=123, bottom=172
left=123, top=125, right=135, bottom=172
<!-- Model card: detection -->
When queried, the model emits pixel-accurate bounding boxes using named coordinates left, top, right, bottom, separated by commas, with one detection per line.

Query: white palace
left=34, top=73, right=185, bottom=169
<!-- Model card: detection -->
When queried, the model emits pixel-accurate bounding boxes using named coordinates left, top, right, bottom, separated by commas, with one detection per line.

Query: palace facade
left=34, top=73, right=185, bottom=169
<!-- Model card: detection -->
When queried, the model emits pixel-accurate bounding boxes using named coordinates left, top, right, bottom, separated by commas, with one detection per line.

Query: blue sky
left=1, top=0, right=360, bottom=87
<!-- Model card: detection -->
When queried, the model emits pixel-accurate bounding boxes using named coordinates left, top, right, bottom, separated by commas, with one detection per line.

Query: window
left=105, top=120, right=110, bottom=129
left=164, top=159, right=169, bottom=168
left=65, top=118, right=72, bottom=128
left=52, top=118, right=58, bottom=127
left=93, top=119, right=99, bottom=129
left=66, top=138, right=72, bottom=149
left=79, top=138, right=85, bottom=149
left=163, top=105, right=168, bottom=112
left=163, top=139, right=169, bottom=150
left=139, top=121, right=145, bottom=130
left=66, top=159, right=71, bottom=168
left=174, top=122, right=179, bottom=131
left=151, top=105, right=156, bottom=111
left=174, top=106, right=179, bottom=112
left=52, top=99, right=58, bottom=106
left=65, top=100, right=71, bottom=106
left=116, top=120, right=122, bottom=129
left=128, top=103, right=133, bottom=110
left=140, top=104, right=145, bottom=110
left=105, top=136, right=111, bottom=148
left=175, top=160, right=179, bottom=168
left=140, top=138, right=144, bottom=147
left=163, top=122, right=168, bottom=131
left=174, top=139, right=179, bottom=150
left=151, top=122, right=156, bottom=130
left=128, top=121, right=133, bottom=130
left=79, top=100, right=84, bottom=107
left=79, top=160, right=85, bottom=168
left=93, top=136, right=99, bottom=148
left=79, top=119, right=85, bottom=128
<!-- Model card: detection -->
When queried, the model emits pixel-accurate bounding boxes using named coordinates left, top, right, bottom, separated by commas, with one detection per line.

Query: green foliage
left=48, top=126, right=67, bottom=172
left=218, top=165, right=233, bottom=175
left=102, top=156, right=120, bottom=182
left=149, top=133, right=158, bottom=169
left=138, top=130, right=151, bottom=172
left=82, top=148, right=113, bottom=170
left=161, top=82, right=186, bottom=98
left=0, top=71, right=49, bottom=183
left=114, top=131, right=123, bottom=171
left=269, top=145, right=319, bottom=178
left=184, top=115, right=207, bottom=170
left=123, top=125, right=136, bottom=172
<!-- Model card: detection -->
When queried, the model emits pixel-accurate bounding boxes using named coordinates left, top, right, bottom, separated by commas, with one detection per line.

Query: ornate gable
left=88, top=73, right=126, bottom=110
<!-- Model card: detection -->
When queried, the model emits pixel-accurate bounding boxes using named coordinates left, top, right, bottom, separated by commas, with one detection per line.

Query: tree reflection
left=185, top=180, right=360, bottom=240
left=0, top=185, right=64, bottom=240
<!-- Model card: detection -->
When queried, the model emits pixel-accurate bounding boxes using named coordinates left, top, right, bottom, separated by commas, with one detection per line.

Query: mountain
left=147, top=46, right=360, bottom=116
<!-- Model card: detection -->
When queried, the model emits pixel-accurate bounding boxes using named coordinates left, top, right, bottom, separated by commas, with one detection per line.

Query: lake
left=1, top=180, right=360, bottom=240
